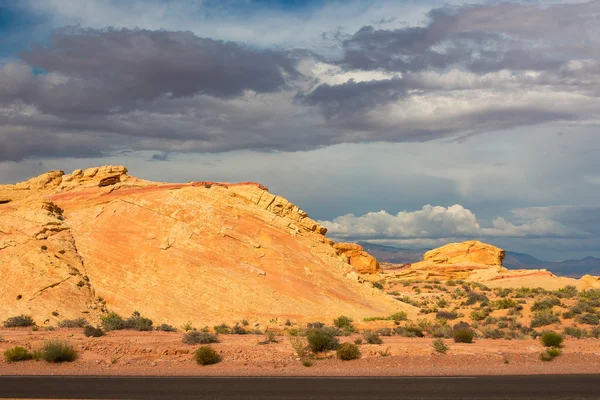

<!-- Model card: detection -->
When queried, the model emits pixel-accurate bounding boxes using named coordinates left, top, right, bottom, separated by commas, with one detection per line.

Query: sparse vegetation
left=258, top=331, right=279, bottom=345
left=540, top=331, right=563, bottom=347
left=58, top=318, right=88, bottom=328
left=362, top=331, right=383, bottom=344
left=156, top=323, right=177, bottom=332
left=3, top=315, right=35, bottom=328
left=182, top=331, right=219, bottom=345
left=101, top=311, right=153, bottom=331
left=306, top=327, right=339, bottom=352
left=540, top=347, right=561, bottom=362
left=452, top=323, right=474, bottom=343
left=83, top=326, right=105, bottom=337
left=531, top=310, right=560, bottom=328
left=214, top=323, right=231, bottom=334
left=576, top=313, right=599, bottom=326
left=432, top=339, right=449, bottom=354
left=337, top=343, right=360, bottom=360
left=4, top=346, right=33, bottom=362
left=41, top=340, right=77, bottom=363
left=193, top=346, right=221, bottom=365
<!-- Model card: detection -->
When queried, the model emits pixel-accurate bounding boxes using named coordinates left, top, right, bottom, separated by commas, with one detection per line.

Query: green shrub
left=3, top=315, right=35, bottom=328
left=531, top=298, right=561, bottom=311
left=494, top=298, right=517, bottom=309
left=124, top=312, right=153, bottom=331
left=336, top=343, right=360, bottom=360
left=362, top=331, right=383, bottom=344
left=432, top=339, right=449, bottom=354
left=193, top=346, right=221, bottom=366
left=156, top=323, right=177, bottom=332
left=214, top=323, right=231, bottom=334
left=372, top=281, right=384, bottom=290
left=540, top=347, right=561, bottom=361
left=531, top=311, right=560, bottom=328
left=231, top=323, right=248, bottom=335
left=333, top=316, right=354, bottom=330
left=3, top=346, right=33, bottom=362
left=576, top=313, right=599, bottom=325
left=181, top=321, right=194, bottom=331
left=540, top=331, right=563, bottom=347
left=354, top=338, right=363, bottom=345
left=465, top=292, right=489, bottom=305
left=430, top=323, right=453, bottom=338
left=289, top=336, right=308, bottom=359
left=306, top=327, right=339, bottom=352
left=258, top=331, right=278, bottom=345
left=470, top=309, right=489, bottom=322
left=482, top=327, right=505, bottom=339
left=101, top=312, right=125, bottom=331
left=563, top=326, right=587, bottom=339
left=395, top=325, right=425, bottom=338
left=83, top=326, right=105, bottom=337
left=436, top=310, right=458, bottom=320
left=58, top=318, right=87, bottom=328
left=452, top=323, right=474, bottom=343
left=41, top=340, right=77, bottom=363
left=182, top=331, right=219, bottom=345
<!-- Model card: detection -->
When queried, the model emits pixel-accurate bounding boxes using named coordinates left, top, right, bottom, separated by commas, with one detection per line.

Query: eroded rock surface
left=0, top=166, right=414, bottom=326
left=333, top=243, right=380, bottom=274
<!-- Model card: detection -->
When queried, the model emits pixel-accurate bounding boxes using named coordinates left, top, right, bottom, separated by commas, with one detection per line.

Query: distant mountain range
left=358, top=242, right=600, bottom=278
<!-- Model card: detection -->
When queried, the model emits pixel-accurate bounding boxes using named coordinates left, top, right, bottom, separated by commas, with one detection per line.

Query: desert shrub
left=333, top=316, right=354, bottom=330
left=336, top=343, right=360, bottom=360
left=181, top=321, right=194, bottom=332
left=576, top=313, right=599, bottom=326
left=372, top=281, right=384, bottom=290
left=482, top=327, right=505, bottom=339
left=375, top=327, right=392, bottom=336
left=289, top=336, right=308, bottom=359
left=193, top=346, right=221, bottom=366
left=494, top=298, right=517, bottom=310
left=58, top=318, right=87, bottom=328
left=540, top=347, right=561, bottom=361
left=436, top=310, right=458, bottom=320
left=156, top=323, right=177, bottom=332
left=556, top=285, right=578, bottom=299
left=41, top=340, right=77, bottom=363
left=3, top=346, right=33, bottom=362
left=83, top=326, right=105, bottom=337
left=182, top=331, right=219, bottom=345
left=531, top=298, right=561, bottom=311
left=213, top=323, right=231, bottom=334
left=3, top=315, right=35, bottom=328
left=430, top=323, right=453, bottom=338
left=354, top=338, right=363, bottom=345
left=124, top=312, right=153, bottom=331
left=306, top=327, right=339, bottom=352
left=540, top=331, right=563, bottom=347
left=362, top=331, right=383, bottom=344
left=563, top=326, right=587, bottom=339
left=465, top=292, right=489, bottom=306
left=470, top=309, right=489, bottom=322
left=452, top=323, right=474, bottom=343
left=258, top=331, right=278, bottom=345
left=591, top=326, right=600, bottom=338
left=395, top=325, right=425, bottom=338
left=531, top=311, right=560, bottom=328
left=231, top=323, right=248, bottom=335
left=101, top=312, right=125, bottom=331
left=306, top=322, right=325, bottom=329
left=432, top=339, right=449, bottom=354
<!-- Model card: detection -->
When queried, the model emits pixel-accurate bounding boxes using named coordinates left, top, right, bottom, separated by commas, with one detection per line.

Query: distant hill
left=359, top=242, right=600, bottom=278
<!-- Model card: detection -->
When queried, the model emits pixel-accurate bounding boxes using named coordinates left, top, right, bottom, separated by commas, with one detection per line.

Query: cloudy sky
left=0, top=0, right=599, bottom=261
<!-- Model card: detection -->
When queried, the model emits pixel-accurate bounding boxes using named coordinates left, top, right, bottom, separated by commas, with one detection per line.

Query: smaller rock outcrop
left=334, top=243, right=380, bottom=274
left=423, top=240, right=505, bottom=266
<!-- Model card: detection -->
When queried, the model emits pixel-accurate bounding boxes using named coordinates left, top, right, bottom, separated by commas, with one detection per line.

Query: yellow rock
left=333, top=243, right=380, bottom=274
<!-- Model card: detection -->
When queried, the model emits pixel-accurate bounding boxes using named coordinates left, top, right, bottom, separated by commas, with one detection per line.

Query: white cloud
left=320, top=204, right=590, bottom=240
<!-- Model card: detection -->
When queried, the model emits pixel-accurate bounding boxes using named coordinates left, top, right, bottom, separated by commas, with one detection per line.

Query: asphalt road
left=0, top=375, right=598, bottom=400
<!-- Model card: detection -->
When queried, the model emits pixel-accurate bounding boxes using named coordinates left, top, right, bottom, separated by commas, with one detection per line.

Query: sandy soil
left=1, top=329, right=599, bottom=376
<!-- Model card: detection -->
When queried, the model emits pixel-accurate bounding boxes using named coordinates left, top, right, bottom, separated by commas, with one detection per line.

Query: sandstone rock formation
left=0, top=166, right=414, bottom=327
left=333, top=243, right=380, bottom=274
left=387, top=240, right=600, bottom=290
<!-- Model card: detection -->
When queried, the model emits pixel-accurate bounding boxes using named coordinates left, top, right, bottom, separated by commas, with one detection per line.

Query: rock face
left=0, top=166, right=414, bottom=327
left=333, top=243, right=380, bottom=274
left=423, top=240, right=505, bottom=266
left=388, top=240, right=600, bottom=290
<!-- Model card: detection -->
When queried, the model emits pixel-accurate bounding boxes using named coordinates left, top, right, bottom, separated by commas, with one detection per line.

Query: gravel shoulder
left=1, top=329, right=600, bottom=376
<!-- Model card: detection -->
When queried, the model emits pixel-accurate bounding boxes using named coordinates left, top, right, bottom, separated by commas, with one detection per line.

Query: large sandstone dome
left=0, top=166, right=413, bottom=327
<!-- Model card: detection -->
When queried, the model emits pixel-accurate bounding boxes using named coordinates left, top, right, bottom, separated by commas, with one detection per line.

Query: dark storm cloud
left=339, top=1, right=600, bottom=73
left=7, top=28, right=300, bottom=116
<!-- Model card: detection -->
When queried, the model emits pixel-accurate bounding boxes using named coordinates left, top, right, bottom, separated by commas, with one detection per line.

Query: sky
left=0, top=0, right=598, bottom=261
